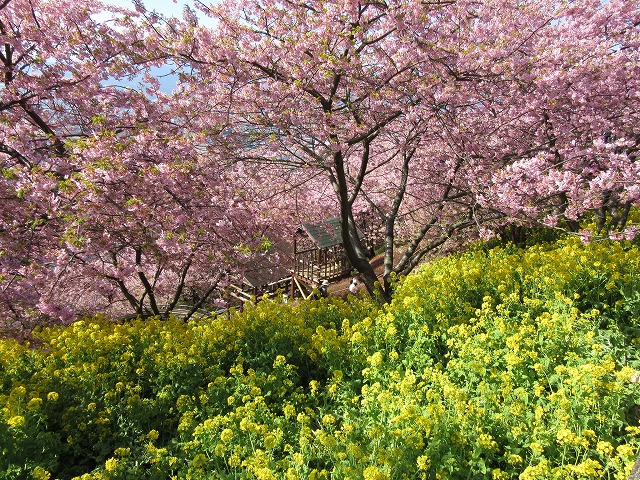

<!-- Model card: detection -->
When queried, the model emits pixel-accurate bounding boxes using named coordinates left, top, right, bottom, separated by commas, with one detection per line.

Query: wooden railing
left=294, top=245, right=351, bottom=282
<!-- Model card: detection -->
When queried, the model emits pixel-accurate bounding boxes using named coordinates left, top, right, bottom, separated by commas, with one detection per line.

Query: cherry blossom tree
left=2, top=0, right=639, bottom=335
left=0, top=0, right=292, bottom=336
left=419, top=0, right=640, bottom=242
left=150, top=0, right=481, bottom=300
left=0, top=0, right=127, bottom=330
left=49, top=126, right=286, bottom=320
left=154, top=0, right=639, bottom=299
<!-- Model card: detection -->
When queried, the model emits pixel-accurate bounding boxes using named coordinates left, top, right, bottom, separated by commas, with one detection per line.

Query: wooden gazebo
left=291, top=217, right=353, bottom=296
left=223, top=218, right=358, bottom=303
left=226, top=240, right=293, bottom=305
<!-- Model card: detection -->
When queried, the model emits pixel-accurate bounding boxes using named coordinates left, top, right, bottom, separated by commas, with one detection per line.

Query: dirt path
left=327, top=251, right=388, bottom=298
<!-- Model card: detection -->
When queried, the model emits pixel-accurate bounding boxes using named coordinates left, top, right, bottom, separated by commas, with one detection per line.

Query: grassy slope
left=1, top=238, right=639, bottom=479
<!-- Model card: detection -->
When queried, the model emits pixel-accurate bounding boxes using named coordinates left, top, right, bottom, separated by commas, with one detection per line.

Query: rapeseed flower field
left=1, top=238, right=639, bottom=479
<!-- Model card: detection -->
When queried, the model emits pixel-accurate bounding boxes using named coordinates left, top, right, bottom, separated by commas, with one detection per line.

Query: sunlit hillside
left=1, top=238, right=639, bottom=479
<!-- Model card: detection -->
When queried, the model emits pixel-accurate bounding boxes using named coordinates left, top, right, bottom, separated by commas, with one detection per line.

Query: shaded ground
left=327, top=251, right=387, bottom=298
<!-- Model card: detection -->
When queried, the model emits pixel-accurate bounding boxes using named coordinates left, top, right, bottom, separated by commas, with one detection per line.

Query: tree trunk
left=331, top=150, right=391, bottom=302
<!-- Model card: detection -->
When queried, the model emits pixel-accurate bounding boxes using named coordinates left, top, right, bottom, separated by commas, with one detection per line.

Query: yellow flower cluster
left=1, top=238, right=638, bottom=479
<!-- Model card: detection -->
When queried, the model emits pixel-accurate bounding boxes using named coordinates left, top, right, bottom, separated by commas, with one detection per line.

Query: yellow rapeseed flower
left=519, top=460, right=551, bottom=480
left=506, top=453, right=522, bottom=465
left=13, top=385, right=27, bottom=397
left=192, top=453, right=208, bottom=468
left=285, top=468, right=299, bottom=480
left=321, top=414, right=336, bottom=426
left=283, top=404, right=296, bottom=418
left=292, top=452, right=304, bottom=466
left=27, top=397, right=43, bottom=411
left=220, top=428, right=234, bottom=443
left=31, top=467, right=51, bottom=480
left=114, top=448, right=129, bottom=457
left=264, top=434, right=277, bottom=450
left=104, top=458, right=118, bottom=472
left=616, top=444, right=636, bottom=460
left=363, top=465, right=389, bottom=480
left=491, top=469, right=507, bottom=480
left=529, top=442, right=544, bottom=455
left=597, top=441, right=615, bottom=457
left=566, top=459, right=602, bottom=478
left=7, top=415, right=25, bottom=428
left=556, top=428, right=589, bottom=448
left=417, top=455, right=431, bottom=470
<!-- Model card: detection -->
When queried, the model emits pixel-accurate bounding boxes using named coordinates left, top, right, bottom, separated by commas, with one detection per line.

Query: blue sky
left=99, top=1, right=215, bottom=92
left=103, top=0, right=197, bottom=19
left=100, top=1, right=218, bottom=27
